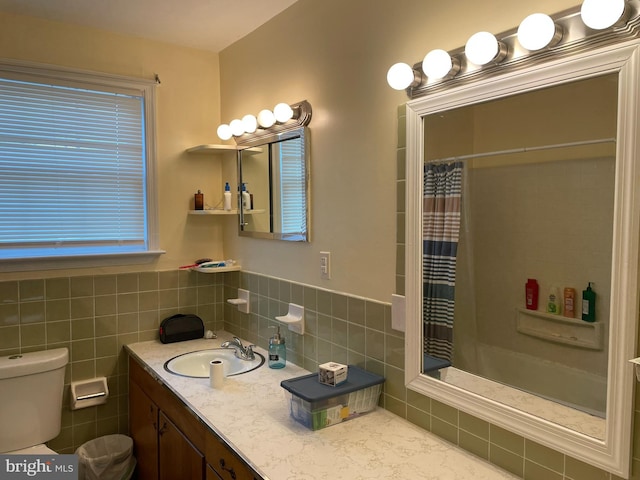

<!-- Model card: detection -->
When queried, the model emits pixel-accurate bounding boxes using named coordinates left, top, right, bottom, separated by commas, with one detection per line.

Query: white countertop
left=126, top=333, right=518, bottom=480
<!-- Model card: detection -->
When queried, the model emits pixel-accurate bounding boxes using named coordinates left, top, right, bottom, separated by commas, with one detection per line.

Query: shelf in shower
left=515, top=308, right=603, bottom=350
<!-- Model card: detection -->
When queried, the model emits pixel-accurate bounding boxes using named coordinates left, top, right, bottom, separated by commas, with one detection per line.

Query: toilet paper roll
left=209, top=359, right=225, bottom=389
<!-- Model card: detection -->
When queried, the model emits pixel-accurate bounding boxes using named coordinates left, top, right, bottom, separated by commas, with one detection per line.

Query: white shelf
left=186, top=144, right=262, bottom=154
left=186, top=144, right=239, bottom=154
left=191, top=265, right=241, bottom=274
left=515, top=307, right=603, bottom=350
left=188, top=209, right=265, bottom=215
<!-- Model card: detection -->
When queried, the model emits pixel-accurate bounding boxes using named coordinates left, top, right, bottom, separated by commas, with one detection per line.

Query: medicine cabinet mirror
left=237, top=127, right=309, bottom=241
left=405, top=40, right=640, bottom=477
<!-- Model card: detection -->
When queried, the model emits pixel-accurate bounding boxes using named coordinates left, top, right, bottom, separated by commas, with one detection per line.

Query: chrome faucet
left=220, top=336, right=255, bottom=360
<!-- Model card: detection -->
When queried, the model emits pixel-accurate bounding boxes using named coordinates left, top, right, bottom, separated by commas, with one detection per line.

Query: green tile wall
left=0, top=270, right=225, bottom=453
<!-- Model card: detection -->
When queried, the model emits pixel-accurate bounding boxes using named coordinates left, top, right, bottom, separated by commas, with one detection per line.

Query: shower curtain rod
left=427, top=137, right=616, bottom=165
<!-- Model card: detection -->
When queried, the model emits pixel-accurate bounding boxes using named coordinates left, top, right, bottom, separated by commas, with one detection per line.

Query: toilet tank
left=0, top=348, right=68, bottom=453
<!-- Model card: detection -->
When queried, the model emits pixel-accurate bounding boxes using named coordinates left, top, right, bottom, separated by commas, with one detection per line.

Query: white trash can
left=75, top=434, right=136, bottom=480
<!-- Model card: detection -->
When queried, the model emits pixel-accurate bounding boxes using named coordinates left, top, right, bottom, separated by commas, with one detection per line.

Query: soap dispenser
left=268, top=325, right=286, bottom=369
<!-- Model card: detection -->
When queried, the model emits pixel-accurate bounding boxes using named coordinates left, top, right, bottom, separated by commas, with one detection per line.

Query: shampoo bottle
left=563, top=287, right=576, bottom=318
left=223, top=182, right=232, bottom=211
left=268, top=325, right=286, bottom=369
left=547, top=286, right=560, bottom=314
left=241, top=183, right=251, bottom=210
left=582, top=282, right=596, bottom=322
left=525, top=279, right=539, bottom=310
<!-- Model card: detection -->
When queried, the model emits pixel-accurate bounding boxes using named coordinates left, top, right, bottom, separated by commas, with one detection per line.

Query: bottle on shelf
left=563, top=287, right=576, bottom=318
left=525, top=278, right=539, bottom=310
left=194, top=190, right=204, bottom=210
left=582, top=282, right=596, bottom=322
left=547, top=286, right=561, bottom=314
left=241, top=183, right=251, bottom=210
left=223, top=182, right=232, bottom=211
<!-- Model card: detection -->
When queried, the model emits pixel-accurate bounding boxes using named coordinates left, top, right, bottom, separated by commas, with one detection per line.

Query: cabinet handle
left=158, top=421, right=168, bottom=436
left=219, top=458, right=236, bottom=480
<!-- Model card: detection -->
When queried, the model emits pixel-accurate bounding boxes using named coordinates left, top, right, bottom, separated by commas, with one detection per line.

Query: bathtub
left=453, top=343, right=607, bottom=417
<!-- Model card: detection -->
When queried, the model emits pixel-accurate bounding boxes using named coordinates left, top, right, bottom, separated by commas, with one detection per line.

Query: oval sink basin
left=164, top=348, right=265, bottom=378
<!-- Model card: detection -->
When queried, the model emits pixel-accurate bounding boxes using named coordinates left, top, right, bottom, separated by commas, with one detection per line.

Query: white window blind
left=278, top=135, right=307, bottom=237
left=0, top=72, right=151, bottom=260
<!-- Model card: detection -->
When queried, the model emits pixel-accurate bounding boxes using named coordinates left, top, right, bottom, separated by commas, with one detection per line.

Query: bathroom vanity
left=126, top=334, right=518, bottom=480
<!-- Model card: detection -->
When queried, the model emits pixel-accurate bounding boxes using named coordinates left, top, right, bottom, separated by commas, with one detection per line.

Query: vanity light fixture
left=256, top=109, right=276, bottom=129
left=581, top=0, right=627, bottom=29
left=242, top=114, right=258, bottom=134
left=229, top=119, right=245, bottom=137
left=465, top=31, right=507, bottom=66
left=273, top=102, right=294, bottom=123
left=216, top=100, right=312, bottom=144
left=386, top=0, right=640, bottom=98
left=517, top=13, right=563, bottom=50
left=216, top=124, right=232, bottom=141
left=387, top=62, right=422, bottom=90
left=422, top=49, right=460, bottom=80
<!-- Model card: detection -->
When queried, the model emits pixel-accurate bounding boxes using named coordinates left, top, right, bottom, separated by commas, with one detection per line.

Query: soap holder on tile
left=227, top=288, right=250, bottom=314
left=70, top=377, right=109, bottom=410
left=629, top=358, right=640, bottom=381
left=276, top=303, right=305, bottom=335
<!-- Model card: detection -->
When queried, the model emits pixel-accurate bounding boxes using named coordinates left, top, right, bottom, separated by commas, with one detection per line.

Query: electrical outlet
left=320, top=251, right=331, bottom=279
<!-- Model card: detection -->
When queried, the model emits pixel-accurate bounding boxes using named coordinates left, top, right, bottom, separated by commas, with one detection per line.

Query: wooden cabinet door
left=206, top=464, right=223, bottom=480
left=129, top=380, right=159, bottom=480
left=205, top=433, right=258, bottom=480
left=158, top=411, right=205, bottom=480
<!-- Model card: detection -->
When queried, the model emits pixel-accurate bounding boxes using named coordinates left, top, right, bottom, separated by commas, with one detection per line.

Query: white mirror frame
left=405, top=39, right=640, bottom=478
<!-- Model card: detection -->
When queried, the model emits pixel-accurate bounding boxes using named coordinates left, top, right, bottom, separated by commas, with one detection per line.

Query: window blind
left=0, top=77, right=147, bottom=259
left=278, top=135, right=306, bottom=236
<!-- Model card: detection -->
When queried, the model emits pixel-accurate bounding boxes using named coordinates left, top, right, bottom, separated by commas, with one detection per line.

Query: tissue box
left=281, top=366, right=384, bottom=430
left=318, top=362, right=348, bottom=386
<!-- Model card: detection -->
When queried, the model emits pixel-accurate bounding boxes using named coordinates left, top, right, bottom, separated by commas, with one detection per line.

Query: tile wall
left=0, top=270, right=226, bottom=454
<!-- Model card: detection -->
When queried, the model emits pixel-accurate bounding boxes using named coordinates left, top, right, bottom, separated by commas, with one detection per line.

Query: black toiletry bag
left=159, top=314, right=204, bottom=344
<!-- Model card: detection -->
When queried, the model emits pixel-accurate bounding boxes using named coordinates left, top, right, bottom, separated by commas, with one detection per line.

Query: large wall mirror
left=237, top=127, right=309, bottom=241
left=405, top=40, right=640, bottom=477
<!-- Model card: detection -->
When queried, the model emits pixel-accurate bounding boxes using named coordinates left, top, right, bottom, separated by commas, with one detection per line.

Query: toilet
left=0, top=348, right=68, bottom=454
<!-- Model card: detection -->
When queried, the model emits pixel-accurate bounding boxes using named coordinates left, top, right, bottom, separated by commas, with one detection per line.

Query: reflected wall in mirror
left=424, top=74, right=616, bottom=438
left=238, top=127, right=309, bottom=241
left=405, top=41, right=640, bottom=477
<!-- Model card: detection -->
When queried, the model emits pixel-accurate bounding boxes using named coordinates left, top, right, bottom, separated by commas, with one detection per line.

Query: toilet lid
left=6, top=444, right=57, bottom=455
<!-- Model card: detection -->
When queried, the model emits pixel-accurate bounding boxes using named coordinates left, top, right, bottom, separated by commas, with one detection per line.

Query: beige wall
left=0, top=11, right=225, bottom=281
left=219, top=0, right=578, bottom=302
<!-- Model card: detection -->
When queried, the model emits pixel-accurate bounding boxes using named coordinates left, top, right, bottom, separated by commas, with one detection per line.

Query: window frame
left=0, top=58, right=162, bottom=272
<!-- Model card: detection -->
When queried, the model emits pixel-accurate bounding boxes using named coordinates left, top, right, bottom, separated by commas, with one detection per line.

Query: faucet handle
left=246, top=345, right=255, bottom=360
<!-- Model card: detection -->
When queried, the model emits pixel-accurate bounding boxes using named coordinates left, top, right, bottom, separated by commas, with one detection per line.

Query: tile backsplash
left=0, top=269, right=402, bottom=454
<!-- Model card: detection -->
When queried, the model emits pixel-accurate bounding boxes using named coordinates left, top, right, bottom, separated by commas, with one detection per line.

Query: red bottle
left=525, top=279, right=539, bottom=310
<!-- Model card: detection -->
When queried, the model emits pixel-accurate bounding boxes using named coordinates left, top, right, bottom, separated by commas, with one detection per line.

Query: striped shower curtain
left=423, top=161, right=463, bottom=362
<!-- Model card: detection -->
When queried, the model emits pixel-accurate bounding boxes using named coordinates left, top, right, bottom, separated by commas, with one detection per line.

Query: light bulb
left=518, top=13, right=559, bottom=51
left=229, top=119, right=244, bottom=137
left=386, top=62, right=416, bottom=90
left=465, top=31, right=500, bottom=66
left=217, top=124, right=232, bottom=141
left=257, top=109, right=276, bottom=128
left=273, top=103, right=294, bottom=123
left=422, top=49, right=454, bottom=80
left=581, top=0, right=625, bottom=30
left=242, top=114, right=257, bottom=134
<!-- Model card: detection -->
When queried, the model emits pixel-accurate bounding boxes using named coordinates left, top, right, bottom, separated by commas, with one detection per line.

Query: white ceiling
left=0, top=0, right=299, bottom=52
